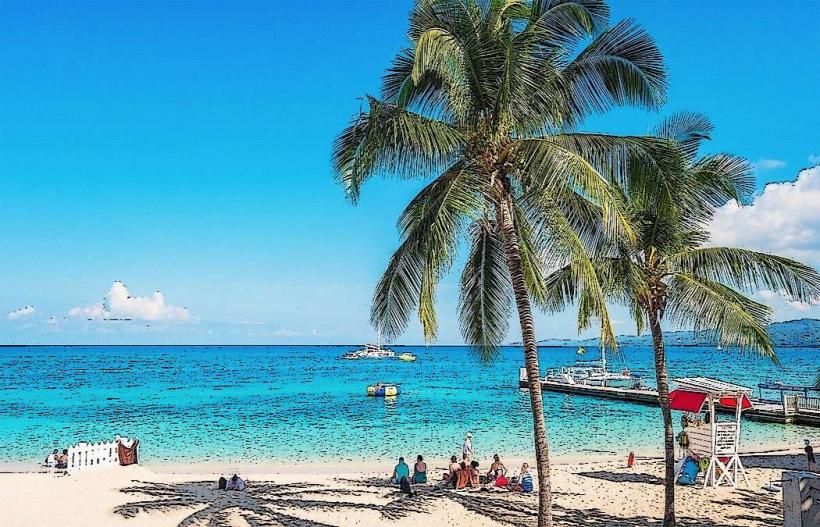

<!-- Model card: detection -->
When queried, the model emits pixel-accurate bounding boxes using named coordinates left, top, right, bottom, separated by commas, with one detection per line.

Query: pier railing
left=797, top=395, right=820, bottom=412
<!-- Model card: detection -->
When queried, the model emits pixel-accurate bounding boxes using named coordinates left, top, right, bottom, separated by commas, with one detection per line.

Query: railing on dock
left=797, top=396, right=820, bottom=412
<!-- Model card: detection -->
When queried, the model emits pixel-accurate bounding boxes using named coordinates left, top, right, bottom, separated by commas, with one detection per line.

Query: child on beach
left=806, top=439, right=816, bottom=471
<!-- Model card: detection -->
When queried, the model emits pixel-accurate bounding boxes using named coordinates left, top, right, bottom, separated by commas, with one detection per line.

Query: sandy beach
left=2, top=452, right=804, bottom=527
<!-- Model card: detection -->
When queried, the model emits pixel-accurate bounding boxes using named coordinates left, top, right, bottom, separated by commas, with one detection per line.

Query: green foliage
left=332, top=0, right=670, bottom=353
left=543, top=111, right=820, bottom=359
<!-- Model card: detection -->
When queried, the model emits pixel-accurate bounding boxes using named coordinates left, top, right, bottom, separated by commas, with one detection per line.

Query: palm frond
left=398, top=163, right=485, bottom=341
left=561, top=18, right=666, bottom=119
left=382, top=47, right=451, bottom=117
left=532, top=202, right=617, bottom=346
left=665, top=274, right=777, bottom=361
left=514, top=135, right=640, bottom=243
left=459, top=221, right=513, bottom=362
left=669, top=247, right=820, bottom=305
left=688, top=153, right=754, bottom=207
left=331, top=97, right=464, bottom=203
left=370, top=239, right=424, bottom=341
left=653, top=111, right=713, bottom=160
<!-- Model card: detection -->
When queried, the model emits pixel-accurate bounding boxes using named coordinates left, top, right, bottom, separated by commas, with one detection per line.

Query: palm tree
left=332, top=1, right=667, bottom=524
left=543, top=113, right=820, bottom=526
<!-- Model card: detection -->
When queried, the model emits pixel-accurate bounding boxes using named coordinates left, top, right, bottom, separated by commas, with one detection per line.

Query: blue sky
left=1, top=0, right=818, bottom=344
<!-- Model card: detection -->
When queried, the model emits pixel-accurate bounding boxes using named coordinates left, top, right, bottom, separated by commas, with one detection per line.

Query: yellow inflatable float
left=366, top=383, right=400, bottom=397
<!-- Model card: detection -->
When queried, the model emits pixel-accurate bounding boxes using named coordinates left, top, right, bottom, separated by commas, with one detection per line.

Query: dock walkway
left=520, top=374, right=820, bottom=427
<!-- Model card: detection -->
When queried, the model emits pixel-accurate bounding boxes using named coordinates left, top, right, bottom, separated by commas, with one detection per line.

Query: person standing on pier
left=806, top=439, right=816, bottom=471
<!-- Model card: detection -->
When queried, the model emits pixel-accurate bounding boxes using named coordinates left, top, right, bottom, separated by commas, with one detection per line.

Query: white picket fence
left=65, top=437, right=137, bottom=472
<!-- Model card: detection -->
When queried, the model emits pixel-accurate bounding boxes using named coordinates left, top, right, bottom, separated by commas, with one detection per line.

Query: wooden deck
left=520, top=378, right=820, bottom=427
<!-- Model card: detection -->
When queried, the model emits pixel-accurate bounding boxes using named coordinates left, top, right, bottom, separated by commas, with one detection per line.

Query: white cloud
left=709, top=166, right=820, bottom=266
left=754, top=289, right=818, bottom=319
left=752, top=159, right=786, bottom=170
left=809, top=154, right=820, bottom=164
left=274, top=327, right=299, bottom=337
left=69, top=281, right=191, bottom=321
left=7, top=305, right=36, bottom=320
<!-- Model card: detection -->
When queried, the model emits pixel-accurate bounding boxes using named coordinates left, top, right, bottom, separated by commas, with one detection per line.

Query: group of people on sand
left=217, top=474, right=246, bottom=491
left=389, top=432, right=533, bottom=495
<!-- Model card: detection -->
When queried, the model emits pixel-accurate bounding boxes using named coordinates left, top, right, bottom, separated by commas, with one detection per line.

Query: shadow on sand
left=115, top=479, right=411, bottom=527
left=577, top=470, right=664, bottom=485
left=114, top=473, right=781, bottom=527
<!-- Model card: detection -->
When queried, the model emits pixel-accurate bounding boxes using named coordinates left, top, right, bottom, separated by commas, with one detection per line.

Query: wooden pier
left=519, top=369, right=820, bottom=427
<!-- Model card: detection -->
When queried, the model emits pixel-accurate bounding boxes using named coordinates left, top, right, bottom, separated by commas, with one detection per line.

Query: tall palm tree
left=543, top=113, right=820, bottom=526
left=332, top=1, right=667, bottom=524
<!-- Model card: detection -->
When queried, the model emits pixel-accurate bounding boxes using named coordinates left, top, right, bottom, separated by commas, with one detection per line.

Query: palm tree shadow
left=115, top=479, right=415, bottom=526
left=115, top=476, right=778, bottom=527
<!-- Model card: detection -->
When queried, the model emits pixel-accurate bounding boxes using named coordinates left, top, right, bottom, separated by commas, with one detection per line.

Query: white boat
left=544, top=347, right=643, bottom=388
left=340, top=333, right=396, bottom=360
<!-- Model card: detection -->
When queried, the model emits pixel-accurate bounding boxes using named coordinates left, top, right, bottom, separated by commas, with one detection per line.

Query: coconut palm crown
left=332, top=1, right=668, bottom=525
left=543, top=112, right=820, bottom=526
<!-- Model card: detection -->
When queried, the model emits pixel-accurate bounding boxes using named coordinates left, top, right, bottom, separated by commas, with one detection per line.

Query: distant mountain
left=531, top=318, right=820, bottom=348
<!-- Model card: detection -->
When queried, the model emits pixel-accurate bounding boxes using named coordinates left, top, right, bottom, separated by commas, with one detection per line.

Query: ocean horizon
left=2, top=344, right=816, bottom=469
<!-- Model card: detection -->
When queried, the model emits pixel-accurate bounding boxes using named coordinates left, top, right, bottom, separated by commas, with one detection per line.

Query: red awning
left=669, top=389, right=707, bottom=412
left=718, top=394, right=753, bottom=410
left=669, top=389, right=754, bottom=412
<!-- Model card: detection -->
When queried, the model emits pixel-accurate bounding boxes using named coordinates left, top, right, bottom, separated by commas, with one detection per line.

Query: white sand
left=0, top=453, right=798, bottom=527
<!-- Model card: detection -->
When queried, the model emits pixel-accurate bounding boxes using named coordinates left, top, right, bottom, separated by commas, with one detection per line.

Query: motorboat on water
left=397, top=352, right=417, bottom=362
left=544, top=347, right=644, bottom=388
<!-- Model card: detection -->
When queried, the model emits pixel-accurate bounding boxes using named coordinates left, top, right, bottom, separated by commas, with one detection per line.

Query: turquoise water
left=0, top=345, right=817, bottom=467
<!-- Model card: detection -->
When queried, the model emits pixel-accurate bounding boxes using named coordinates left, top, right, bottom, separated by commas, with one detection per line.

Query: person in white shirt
left=462, top=432, right=473, bottom=463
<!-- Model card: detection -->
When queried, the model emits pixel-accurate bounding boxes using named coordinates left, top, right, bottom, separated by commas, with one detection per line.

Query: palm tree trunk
left=647, top=306, right=676, bottom=527
left=498, top=195, right=552, bottom=527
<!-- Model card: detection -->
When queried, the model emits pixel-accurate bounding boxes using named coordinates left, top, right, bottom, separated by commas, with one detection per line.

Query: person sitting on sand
left=487, top=453, right=507, bottom=479
left=45, top=449, right=58, bottom=467
left=391, top=457, right=410, bottom=485
left=469, top=460, right=480, bottom=487
left=442, top=455, right=460, bottom=487
left=225, top=474, right=246, bottom=491
left=455, top=461, right=470, bottom=490
left=412, top=455, right=427, bottom=484
left=55, top=449, right=69, bottom=469
left=518, top=463, right=533, bottom=493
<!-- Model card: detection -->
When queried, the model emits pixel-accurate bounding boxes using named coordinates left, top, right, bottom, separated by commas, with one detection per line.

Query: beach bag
left=495, top=474, right=508, bottom=487
left=676, top=458, right=698, bottom=486
left=117, top=438, right=139, bottom=466
left=218, top=477, right=227, bottom=490
left=399, top=476, right=412, bottom=496
left=521, top=474, right=533, bottom=493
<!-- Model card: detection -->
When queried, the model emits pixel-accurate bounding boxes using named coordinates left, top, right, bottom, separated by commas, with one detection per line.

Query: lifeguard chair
left=670, top=377, right=754, bottom=488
